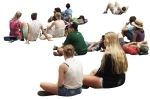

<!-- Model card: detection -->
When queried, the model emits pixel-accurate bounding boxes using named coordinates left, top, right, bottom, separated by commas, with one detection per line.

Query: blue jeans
left=58, top=86, right=82, bottom=96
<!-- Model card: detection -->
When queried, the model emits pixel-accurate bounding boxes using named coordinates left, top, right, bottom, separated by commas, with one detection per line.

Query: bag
left=4, top=36, right=18, bottom=41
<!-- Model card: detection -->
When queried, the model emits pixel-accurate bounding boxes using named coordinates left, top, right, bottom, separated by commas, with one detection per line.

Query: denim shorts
left=58, top=86, right=82, bottom=96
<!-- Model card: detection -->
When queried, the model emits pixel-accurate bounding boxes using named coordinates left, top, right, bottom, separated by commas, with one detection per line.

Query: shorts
left=102, top=74, right=125, bottom=88
left=58, top=86, right=82, bottom=96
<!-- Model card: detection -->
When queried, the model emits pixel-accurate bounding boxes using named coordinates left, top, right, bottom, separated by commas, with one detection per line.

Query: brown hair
left=63, top=44, right=75, bottom=57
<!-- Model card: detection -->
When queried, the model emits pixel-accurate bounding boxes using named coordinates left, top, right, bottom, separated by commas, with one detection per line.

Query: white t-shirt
left=28, top=20, right=43, bottom=41
left=63, top=58, right=83, bottom=89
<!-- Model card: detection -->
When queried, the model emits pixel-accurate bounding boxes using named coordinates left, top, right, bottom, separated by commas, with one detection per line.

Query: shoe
left=82, top=85, right=89, bottom=89
left=103, top=11, right=107, bottom=14
left=53, top=52, right=62, bottom=56
left=37, top=91, right=54, bottom=96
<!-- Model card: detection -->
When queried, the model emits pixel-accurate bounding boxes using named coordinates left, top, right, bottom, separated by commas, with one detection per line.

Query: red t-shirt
left=122, top=45, right=139, bottom=55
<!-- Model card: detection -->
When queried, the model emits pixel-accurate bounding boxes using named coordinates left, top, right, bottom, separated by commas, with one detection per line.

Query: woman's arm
left=58, top=64, right=68, bottom=87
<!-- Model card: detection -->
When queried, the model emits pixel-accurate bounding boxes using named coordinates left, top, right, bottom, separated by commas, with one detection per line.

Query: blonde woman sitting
left=83, top=32, right=128, bottom=88
left=39, top=44, right=83, bottom=96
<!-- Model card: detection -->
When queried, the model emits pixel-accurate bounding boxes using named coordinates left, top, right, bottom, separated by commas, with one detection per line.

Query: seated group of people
left=85, top=16, right=149, bottom=55
left=3, top=2, right=149, bottom=97
left=5, top=3, right=88, bottom=43
left=39, top=32, right=128, bottom=96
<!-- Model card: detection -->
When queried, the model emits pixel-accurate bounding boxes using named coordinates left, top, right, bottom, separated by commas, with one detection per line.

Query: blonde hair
left=63, top=44, right=75, bottom=58
left=102, top=32, right=128, bottom=74
left=13, top=11, right=22, bottom=19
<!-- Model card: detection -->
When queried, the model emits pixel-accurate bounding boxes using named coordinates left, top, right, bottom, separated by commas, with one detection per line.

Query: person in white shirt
left=26, top=12, right=51, bottom=44
left=39, top=44, right=83, bottom=96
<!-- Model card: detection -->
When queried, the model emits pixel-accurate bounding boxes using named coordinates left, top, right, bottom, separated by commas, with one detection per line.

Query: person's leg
left=83, top=75, right=102, bottom=88
left=103, top=2, right=114, bottom=14
left=87, top=42, right=98, bottom=52
left=40, top=82, right=58, bottom=95
left=135, top=30, right=145, bottom=42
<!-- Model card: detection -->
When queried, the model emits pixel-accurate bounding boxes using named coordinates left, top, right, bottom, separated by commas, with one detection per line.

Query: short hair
left=70, top=22, right=78, bottom=31
left=66, top=3, right=70, bottom=9
left=129, top=16, right=136, bottom=23
left=63, top=44, right=75, bottom=57
left=31, top=13, right=37, bottom=20
left=122, top=7, right=127, bottom=12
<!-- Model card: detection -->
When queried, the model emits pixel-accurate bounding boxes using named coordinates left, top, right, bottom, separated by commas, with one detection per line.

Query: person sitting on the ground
left=48, top=7, right=63, bottom=22
left=82, top=32, right=128, bottom=88
left=26, top=13, right=51, bottom=44
left=53, top=22, right=87, bottom=56
left=87, top=35, right=105, bottom=52
left=9, top=11, right=23, bottom=41
left=39, top=44, right=83, bottom=96
left=62, top=3, right=72, bottom=22
left=122, top=16, right=145, bottom=42
left=131, top=19, right=145, bottom=42
left=47, top=12, right=66, bottom=38
left=103, top=2, right=128, bottom=15
left=118, top=33, right=149, bottom=55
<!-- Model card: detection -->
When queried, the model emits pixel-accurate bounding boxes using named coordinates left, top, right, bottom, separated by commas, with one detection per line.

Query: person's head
left=103, top=32, right=128, bottom=73
left=54, top=7, right=61, bottom=13
left=66, top=3, right=70, bottom=9
left=138, top=43, right=149, bottom=55
left=69, top=22, right=78, bottom=31
left=13, top=11, right=22, bottom=19
left=31, top=12, right=37, bottom=20
left=65, top=22, right=78, bottom=33
left=129, top=16, right=136, bottom=23
left=55, top=12, right=61, bottom=19
left=63, top=44, right=75, bottom=58
left=132, top=19, right=143, bottom=29
left=104, top=32, right=119, bottom=47
left=121, top=6, right=127, bottom=13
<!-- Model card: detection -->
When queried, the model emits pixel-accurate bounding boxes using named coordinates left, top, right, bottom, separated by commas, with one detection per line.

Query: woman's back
left=64, top=58, right=83, bottom=89
left=54, top=20, right=65, bottom=29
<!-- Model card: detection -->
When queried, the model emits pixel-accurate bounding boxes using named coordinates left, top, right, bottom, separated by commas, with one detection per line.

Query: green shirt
left=64, top=31, right=87, bottom=55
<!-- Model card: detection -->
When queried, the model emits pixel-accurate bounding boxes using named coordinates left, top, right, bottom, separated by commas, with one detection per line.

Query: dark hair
left=31, top=13, right=37, bottom=20
left=55, top=7, right=61, bottom=12
left=122, top=7, right=127, bottom=12
left=70, top=22, right=78, bottom=31
left=66, top=3, right=70, bottom=9
left=139, top=44, right=149, bottom=55
left=129, top=16, right=136, bottom=23
left=78, top=15, right=85, bottom=20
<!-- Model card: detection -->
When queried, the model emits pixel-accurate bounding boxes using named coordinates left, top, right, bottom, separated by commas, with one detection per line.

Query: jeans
left=58, top=86, right=82, bottom=96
